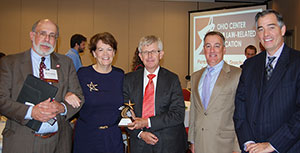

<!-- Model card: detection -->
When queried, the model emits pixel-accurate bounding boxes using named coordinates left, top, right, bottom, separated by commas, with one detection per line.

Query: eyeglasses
left=140, top=50, right=160, bottom=55
left=35, top=31, right=57, bottom=40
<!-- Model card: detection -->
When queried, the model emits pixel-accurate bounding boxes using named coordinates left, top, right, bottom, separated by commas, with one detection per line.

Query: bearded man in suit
left=123, top=35, right=188, bottom=153
left=0, top=19, right=83, bottom=153
left=188, top=31, right=241, bottom=153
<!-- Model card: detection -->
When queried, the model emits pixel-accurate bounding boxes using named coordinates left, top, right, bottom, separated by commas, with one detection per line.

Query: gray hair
left=31, top=19, right=60, bottom=38
left=255, top=9, right=285, bottom=29
left=138, top=35, right=163, bottom=52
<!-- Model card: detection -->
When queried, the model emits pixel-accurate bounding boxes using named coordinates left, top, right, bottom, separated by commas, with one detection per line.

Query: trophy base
left=118, top=118, right=133, bottom=127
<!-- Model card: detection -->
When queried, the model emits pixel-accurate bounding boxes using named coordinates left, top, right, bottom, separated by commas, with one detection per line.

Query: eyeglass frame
left=139, top=50, right=161, bottom=55
left=34, top=31, right=58, bottom=40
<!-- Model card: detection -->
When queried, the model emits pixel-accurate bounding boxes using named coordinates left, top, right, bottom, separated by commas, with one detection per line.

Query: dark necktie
left=39, top=57, right=46, bottom=80
left=142, top=74, right=156, bottom=118
left=39, top=57, right=57, bottom=125
left=202, top=67, right=214, bottom=109
left=266, top=56, right=276, bottom=80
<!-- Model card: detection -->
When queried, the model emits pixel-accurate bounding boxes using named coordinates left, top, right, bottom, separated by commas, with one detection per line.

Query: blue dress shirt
left=198, top=61, right=224, bottom=104
left=66, top=48, right=82, bottom=71
left=25, top=49, right=58, bottom=133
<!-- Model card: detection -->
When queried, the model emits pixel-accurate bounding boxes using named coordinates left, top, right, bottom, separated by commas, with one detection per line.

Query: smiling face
left=30, top=19, right=58, bottom=56
left=257, top=13, right=286, bottom=55
left=139, top=42, right=164, bottom=73
left=203, top=34, right=226, bottom=67
left=92, top=40, right=115, bottom=67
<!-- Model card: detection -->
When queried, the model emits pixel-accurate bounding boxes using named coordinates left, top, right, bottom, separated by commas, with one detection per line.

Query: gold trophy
left=118, top=101, right=135, bottom=127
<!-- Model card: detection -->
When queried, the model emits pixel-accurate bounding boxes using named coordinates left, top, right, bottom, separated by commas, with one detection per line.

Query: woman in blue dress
left=73, top=32, right=124, bottom=153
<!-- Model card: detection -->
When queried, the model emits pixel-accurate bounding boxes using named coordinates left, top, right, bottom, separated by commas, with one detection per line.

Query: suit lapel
left=263, top=46, right=290, bottom=99
left=155, top=68, right=164, bottom=115
left=254, top=52, right=266, bottom=102
left=20, top=50, right=33, bottom=80
left=193, top=68, right=205, bottom=109
left=50, top=53, right=62, bottom=88
left=134, top=69, right=144, bottom=117
left=207, top=62, right=230, bottom=110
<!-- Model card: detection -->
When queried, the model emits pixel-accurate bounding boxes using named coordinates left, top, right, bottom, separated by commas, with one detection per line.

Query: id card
left=43, top=69, right=58, bottom=83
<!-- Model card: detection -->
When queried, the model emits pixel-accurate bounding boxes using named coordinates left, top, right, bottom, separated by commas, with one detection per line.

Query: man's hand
left=246, top=142, right=274, bottom=153
left=31, top=98, right=65, bottom=122
left=64, top=92, right=81, bottom=108
left=140, top=131, right=159, bottom=145
left=127, top=117, right=148, bottom=130
left=190, top=143, right=195, bottom=153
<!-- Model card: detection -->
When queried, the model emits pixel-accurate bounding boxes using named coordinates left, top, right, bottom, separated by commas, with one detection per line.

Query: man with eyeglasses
left=188, top=31, right=241, bottom=153
left=0, top=19, right=83, bottom=153
left=123, top=35, right=188, bottom=153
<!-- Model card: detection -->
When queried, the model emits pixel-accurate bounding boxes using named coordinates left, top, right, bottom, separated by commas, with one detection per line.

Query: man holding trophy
left=122, top=35, right=188, bottom=153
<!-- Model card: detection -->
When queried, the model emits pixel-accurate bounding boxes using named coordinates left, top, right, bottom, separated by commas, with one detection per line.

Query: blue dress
left=73, top=65, right=124, bottom=153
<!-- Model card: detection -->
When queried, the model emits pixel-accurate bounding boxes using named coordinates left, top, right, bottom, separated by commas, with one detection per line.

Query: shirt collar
left=144, top=66, right=160, bottom=77
left=207, top=60, right=224, bottom=73
left=71, top=48, right=79, bottom=55
left=30, top=48, right=50, bottom=61
left=266, top=43, right=284, bottom=58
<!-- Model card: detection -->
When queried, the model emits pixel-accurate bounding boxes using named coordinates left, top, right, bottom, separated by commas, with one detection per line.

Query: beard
left=78, top=47, right=84, bottom=53
left=33, top=37, right=56, bottom=56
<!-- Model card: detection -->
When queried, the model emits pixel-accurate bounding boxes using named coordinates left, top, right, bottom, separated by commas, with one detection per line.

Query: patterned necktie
left=142, top=74, right=156, bottom=118
left=202, top=67, right=214, bottom=110
left=39, top=57, right=46, bottom=80
left=266, top=56, right=276, bottom=80
left=39, top=57, right=57, bottom=125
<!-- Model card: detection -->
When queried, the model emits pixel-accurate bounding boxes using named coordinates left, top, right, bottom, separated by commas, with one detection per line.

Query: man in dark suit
left=123, top=35, right=187, bottom=153
left=234, top=9, right=300, bottom=153
left=0, top=19, right=83, bottom=153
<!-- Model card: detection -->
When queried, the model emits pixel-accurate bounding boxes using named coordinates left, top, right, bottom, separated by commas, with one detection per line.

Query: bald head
left=32, top=19, right=59, bottom=38
left=30, top=19, right=59, bottom=56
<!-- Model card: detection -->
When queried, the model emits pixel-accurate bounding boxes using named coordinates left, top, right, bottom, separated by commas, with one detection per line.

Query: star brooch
left=87, top=82, right=99, bottom=92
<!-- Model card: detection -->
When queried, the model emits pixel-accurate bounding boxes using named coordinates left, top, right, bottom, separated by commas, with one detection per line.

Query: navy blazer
left=233, top=44, right=300, bottom=152
left=123, top=67, right=187, bottom=153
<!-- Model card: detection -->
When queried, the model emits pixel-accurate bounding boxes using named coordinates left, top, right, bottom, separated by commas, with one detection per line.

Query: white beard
left=33, top=37, right=56, bottom=56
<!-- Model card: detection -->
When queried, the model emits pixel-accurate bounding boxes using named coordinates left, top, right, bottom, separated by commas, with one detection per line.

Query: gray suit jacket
left=188, top=62, right=241, bottom=153
left=0, top=50, right=84, bottom=153
left=123, top=67, right=188, bottom=153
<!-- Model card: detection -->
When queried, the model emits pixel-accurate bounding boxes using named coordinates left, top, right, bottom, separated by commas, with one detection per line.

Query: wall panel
left=57, top=0, right=94, bottom=66
left=20, top=0, right=58, bottom=51
left=0, top=0, right=21, bottom=54
left=164, top=2, right=197, bottom=88
left=128, top=0, right=164, bottom=71
left=93, top=0, right=130, bottom=71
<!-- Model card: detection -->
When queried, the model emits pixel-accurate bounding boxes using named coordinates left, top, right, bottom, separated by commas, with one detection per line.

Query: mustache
left=40, top=42, right=54, bottom=49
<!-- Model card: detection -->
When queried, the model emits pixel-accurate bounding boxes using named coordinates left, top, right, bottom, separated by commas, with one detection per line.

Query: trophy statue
left=118, top=101, right=135, bottom=127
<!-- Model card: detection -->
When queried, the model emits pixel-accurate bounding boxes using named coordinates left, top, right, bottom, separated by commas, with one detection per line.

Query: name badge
left=43, top=69, right=58, bottom=83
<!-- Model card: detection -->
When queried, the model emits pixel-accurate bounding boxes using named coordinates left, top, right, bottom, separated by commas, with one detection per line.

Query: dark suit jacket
left=0, top=50, right=84, bottom=153
left=234, top=45, right=300, bottom=153
left=123, top=67, right=188, bottom=153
